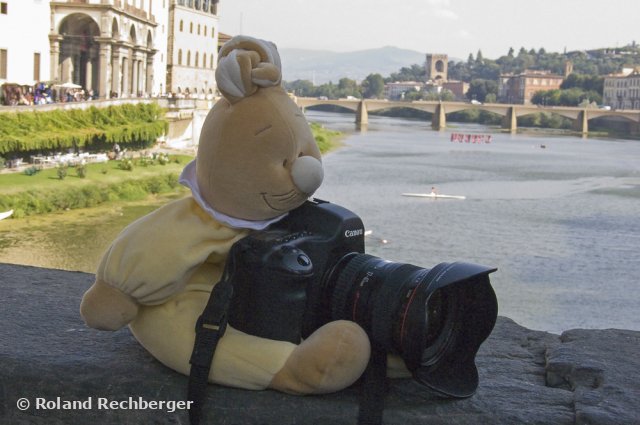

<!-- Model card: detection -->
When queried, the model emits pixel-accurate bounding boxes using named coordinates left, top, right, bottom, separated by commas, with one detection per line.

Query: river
left=308, top=110, right=640, bottom=334
left=1, top=111, right=639, bottom=333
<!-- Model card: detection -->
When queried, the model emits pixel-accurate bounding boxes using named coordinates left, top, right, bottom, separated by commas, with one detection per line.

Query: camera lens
left=327, top=253, right=497, bottom=398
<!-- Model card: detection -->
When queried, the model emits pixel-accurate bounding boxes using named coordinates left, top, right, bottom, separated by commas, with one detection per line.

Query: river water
left=308, top=110, right=640, bottom=334
left=1, top=111, right=638, bottom=333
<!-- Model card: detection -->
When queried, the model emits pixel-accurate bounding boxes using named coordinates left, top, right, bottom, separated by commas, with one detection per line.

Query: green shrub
left=76, top=163, right=88, bottom=178
left=56, top=164, right=68, bottom=180
left=156, top=152, right=170, bottom=165
left=118, top=158, right=134, bottom=171
left=0, top=103, right=168, bottom=158
left=112, top=180, right=152, bottom=201
left=145, top=175, right=170, bottom=194
left=23, top=166, right=41, bottom=176
left=0, top=172, right=185, bottom=217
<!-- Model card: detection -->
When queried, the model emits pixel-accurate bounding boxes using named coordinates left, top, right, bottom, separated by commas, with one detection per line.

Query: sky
left=218, top=0, right=640, bottom=60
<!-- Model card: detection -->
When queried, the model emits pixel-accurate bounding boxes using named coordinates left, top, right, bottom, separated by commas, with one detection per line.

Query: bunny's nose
left=291, top=156, right=324, bottom=195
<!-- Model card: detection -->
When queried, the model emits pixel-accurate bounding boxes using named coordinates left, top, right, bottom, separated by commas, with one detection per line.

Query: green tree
left=387, top=64, right=426, bottom=82
left=337, top=78, right=360, bottom=98
left=484, top=93, right=497, bottom=103
left=285, top=79, right=314, bottom=96
left=361, top=73, right=385, bottom=98
left=466, top=79, right=498, bottom=102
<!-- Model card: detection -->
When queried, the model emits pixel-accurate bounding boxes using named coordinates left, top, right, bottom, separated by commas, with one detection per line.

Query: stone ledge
left=1, top=263, right=638, bottom=425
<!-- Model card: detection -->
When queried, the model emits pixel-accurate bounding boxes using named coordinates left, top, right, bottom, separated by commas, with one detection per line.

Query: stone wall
left=1, top=263, right=638, bottom=424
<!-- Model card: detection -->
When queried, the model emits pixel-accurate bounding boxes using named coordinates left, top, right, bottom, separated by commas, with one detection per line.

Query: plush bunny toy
left=80, top=36, right=373, bottom=395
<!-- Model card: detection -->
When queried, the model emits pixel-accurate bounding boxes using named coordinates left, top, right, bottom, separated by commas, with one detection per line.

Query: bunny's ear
left=216, top=36, right=282, bottom=103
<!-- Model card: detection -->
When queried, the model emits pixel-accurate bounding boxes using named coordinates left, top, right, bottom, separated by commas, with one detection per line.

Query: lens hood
left=405, top=262, right=498, bottom=398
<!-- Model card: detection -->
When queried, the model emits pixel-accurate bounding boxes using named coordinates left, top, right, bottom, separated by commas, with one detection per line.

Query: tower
left=564, top=60, right=573, bottom=77
left=425, top=54, right=448, bottom=83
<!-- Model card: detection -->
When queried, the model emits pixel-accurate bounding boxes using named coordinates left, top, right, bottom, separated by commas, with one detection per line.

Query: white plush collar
left=179, top=160, right=287, bottom=230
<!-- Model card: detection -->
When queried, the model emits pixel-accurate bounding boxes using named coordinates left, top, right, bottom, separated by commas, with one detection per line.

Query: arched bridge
left=294, top=97, right=640, bottom=135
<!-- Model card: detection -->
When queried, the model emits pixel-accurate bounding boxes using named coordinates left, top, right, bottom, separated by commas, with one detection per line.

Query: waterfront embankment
left=1, top=262, right=638, bottom=425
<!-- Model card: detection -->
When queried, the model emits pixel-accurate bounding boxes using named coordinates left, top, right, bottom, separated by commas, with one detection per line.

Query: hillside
left=279, top=46, right=426, bottom=84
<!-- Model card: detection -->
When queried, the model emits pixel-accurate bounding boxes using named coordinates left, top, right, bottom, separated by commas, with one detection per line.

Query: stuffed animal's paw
left=268, top=320, right=371, bottom=394
left=80, top=280, right=139, bottom=331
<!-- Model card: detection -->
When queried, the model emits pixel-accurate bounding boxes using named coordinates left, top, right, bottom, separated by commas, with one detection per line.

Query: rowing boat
left=0, top=209, right=14, bottom=220
left=402, top=193, right=466, bottom=200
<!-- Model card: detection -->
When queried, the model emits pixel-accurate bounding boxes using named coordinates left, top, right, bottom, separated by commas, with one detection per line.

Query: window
left=195, top=52, right=199, bottom=67
left=187, top=51, right=191, bottom=66
left=190, top=22, right=193, bottom=33
left=178, top=49, right=182, bottom=65
left=204, top=26, right=207, bottom=37
left=179, top=20, right=183, bottom=31
left=0, top=49, right=7, bottom=79
left=211, top=26, right=215, bottom=38
left=197, top=24, right=200, bottom=35
left=33, top=53, right=41, bottom=81
left=0, top=2, right=7, bottom=14
left=210, top=53, right=214, bottom=69
left=202, top=53, right=206, bottom=68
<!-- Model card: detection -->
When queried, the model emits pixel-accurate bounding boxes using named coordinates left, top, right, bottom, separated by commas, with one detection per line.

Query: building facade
left=498, top=70, right=564, bottom=104
left=166, top=0, right=219, bottom=96
left=441, top=80, right=469, bottom=100
left=602, top=67, right=640, bottom=110
left=383, top=81, right=425, bottom=99
left=0, top=0, right=219, bottom=99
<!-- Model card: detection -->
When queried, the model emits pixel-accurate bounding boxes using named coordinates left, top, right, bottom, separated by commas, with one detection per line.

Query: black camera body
left=226, top=199, right=498, bottom=398
left=228, top=199, right=364, bottom=343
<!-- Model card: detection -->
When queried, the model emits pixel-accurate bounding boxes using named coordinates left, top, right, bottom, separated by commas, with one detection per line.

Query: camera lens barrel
left=327, top=254, right=497, bottom=398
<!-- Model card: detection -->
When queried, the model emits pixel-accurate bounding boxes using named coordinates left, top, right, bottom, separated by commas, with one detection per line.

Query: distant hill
left=279, top=46, right=426, bottom=84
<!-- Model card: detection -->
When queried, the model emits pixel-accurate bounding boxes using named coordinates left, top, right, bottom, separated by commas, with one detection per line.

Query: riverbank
left=0, top=193, right=185, bottom=273
left=0, top=121, right=344, bottom=272
left=0, top=155, right=190, bottom=218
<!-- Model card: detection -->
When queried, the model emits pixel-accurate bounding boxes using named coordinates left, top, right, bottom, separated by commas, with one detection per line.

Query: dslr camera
left=226, top=199, right=498, bottom=398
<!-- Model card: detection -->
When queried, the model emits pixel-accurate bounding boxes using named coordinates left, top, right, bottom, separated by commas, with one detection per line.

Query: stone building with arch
left=0, top=0, right=219, bottom=99
left=425, top=53, right=448, bottom=83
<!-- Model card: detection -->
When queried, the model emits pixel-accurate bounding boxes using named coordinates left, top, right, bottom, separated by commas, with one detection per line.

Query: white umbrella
left=55, top=82, right=82, bottom=89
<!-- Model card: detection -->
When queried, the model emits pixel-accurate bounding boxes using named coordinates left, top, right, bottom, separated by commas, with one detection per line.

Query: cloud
left=428, top=0, right=459, bottom=20
left=434, top=8, right=458, bottom=19
left=458, top=29, right=472, bottom=39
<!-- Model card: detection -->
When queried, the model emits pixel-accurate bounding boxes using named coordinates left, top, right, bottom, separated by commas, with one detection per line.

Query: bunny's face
left=196, top=86, right=323, bottom=221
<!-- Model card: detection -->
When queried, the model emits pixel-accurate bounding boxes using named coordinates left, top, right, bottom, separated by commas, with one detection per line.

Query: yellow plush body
left=81, top=35, right=377, bottom=395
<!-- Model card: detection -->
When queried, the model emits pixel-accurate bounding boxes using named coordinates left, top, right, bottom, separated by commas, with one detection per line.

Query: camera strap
left=187, top=252, right=388, bottom=425
left=358, top=346, right=388, bottom=425
left=187, top=265, right=235, bottom=425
